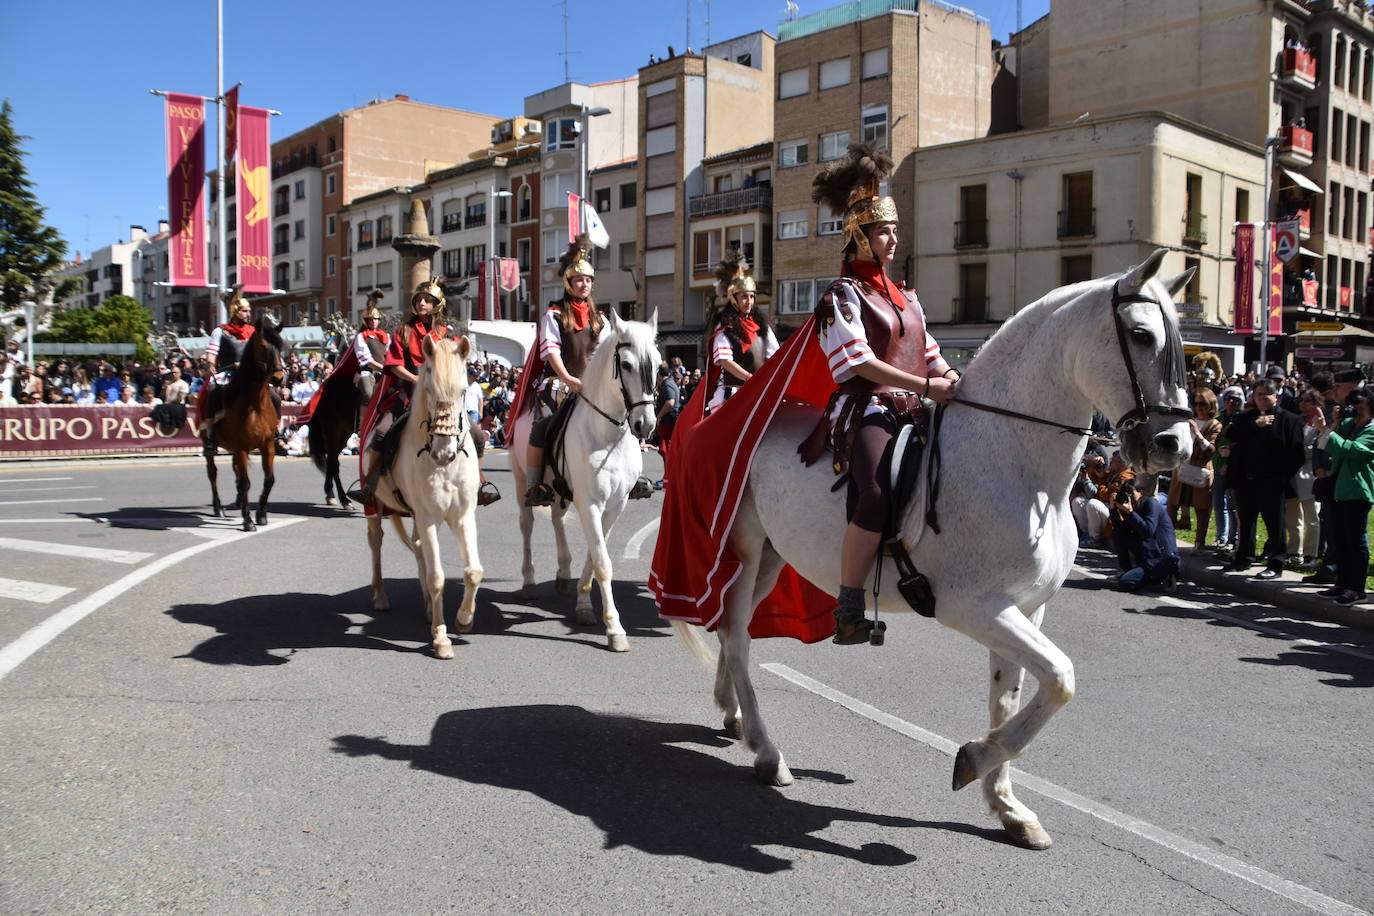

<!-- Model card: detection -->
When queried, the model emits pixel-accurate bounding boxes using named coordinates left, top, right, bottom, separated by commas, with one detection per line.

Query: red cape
left=508, top=340, right=545, bottom=423
left=650, top=316, right=840, bottom=642
left=298, top=345, right=361, bottom=425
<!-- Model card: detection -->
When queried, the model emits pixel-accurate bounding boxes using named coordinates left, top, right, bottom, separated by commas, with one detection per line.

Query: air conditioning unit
left=491, top=120, right=514, bottom=145
left=520, top=121, right=542, bottom=138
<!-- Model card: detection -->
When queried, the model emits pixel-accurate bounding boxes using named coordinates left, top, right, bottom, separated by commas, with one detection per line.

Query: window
left=542, top=229, right=560, bottom=263
left=957, top=184, right=988, bottom=247
left=646, top=126, right=676, bottom=156
left=713, top=174, right=734, bottom=193
left=376, top=261, right=393, bottom=290
left=777, top=278, right=821, bottom=314
left=377, top=215, right=393, bottom=242
left=356, top=264, right=373, bottom=292
left=274, top=224, right=289, bottom=255
left=326, top=174, right=336, bottom=196
left=293, top=259, right=305, bottom=281
left=1330, top=180, right=1343, bottom=234
left=274, top=185, right=290, bottom=217
left=780, top=139, right=809, bottom=168
left=308, top=300, right=319, bottom=324
left=819, top=57, right=851, bottom=90
left=1059, top=172, right=1095, bottom=237
left=778, top=210, right=808, bottom=239
left=819, top=130, right=851, bottom=161
left=1061, top=255, right=1093, bottom=286
left=441, top=199, right=464, bottom=233
left=294, top=180, right=305, bottom=199
left=545, top=117, right=578, bottom=151
left=1183, top=256, right=1201, bottom=302
left=619, top=241, right=636, bottom=268
left=956, top=263, right=988, bottom=322
left=327, top=296, right=336, bottom=312
left=593, top=187, right=611, bottom=213
left=542, top=173, right=576, bottom=210
left=861, top=105, right=889, bottom=147
left=294, top=219, right=305, bottom=240
left=862, top=47, right=890, bottom=80
left=517, top=238, right=531, bottom=272
left=692, top=229, right=722, bottom=274
left=518, top=185, right=532, bottom=221
left=465, top=194, right=487, bottom=228
left=327, top=255, right=336, bottom=277
left=779, top=67, right=809, bottom=99
left=464, top=245, right=486, bottom=277
left=1235, top=188, right=1250, bottom=224
left=620, top=182, right=637, bottom=208
left=357, top=220, right=374, bottom=250
left=326, top=214, right=335, bottom=236
left=725, top=225, right=754, bottom=263
left=275, top=262, right=290, bottom=289
left=594, top=247, right=610, bottom=269
left=441, top=248, right=463, bottom=278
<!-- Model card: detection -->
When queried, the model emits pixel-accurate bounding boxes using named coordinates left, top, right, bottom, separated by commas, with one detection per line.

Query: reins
left=575, top=340, right=655, bottom=435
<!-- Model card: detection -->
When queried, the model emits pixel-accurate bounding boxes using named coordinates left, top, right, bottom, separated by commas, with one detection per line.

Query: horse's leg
left=551, top=500, right=576, bottom=598
left=573, top=497, right=627, bottom=652
left=451, top=507, right=484, bottom=635
left=415, top=520, right=452, bottom=660
left=204, top=443, right=225, bottom=518
left=951, top=603, right=1075, bottom=796
left=714, top=537, right=785, bottom=741
left=333, top=449, right=352, bottom=510
left=255, top=446, right=275, bottom=526
left=515, top=463, right=540, bottom=600
left=325, top=450, right=338, bottom=506
left=367, top=515, right=389, bottom=612
left=978, top=606, right=1053, bottom=850
left=232, top=450, right=254, bottom=532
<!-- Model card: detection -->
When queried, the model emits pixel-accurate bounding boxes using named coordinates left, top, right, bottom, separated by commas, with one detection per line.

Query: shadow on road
left=72, top=500, right=352, bottom=530
left=333, top=704, right=928, bottom=873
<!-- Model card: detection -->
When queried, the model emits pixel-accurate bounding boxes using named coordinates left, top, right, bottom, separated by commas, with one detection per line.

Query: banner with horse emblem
left=236, top=106, right=272, bottom=293
left=165, top=93, right=207, bottom=288
left=1232, top=223, right=1255, bottom=334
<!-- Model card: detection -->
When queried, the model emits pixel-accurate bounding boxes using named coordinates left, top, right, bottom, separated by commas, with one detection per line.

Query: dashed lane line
left=0, top=485, right=97, bottom=493
left=0, top=517, right=306, bottom=682
left=0, top=497, right=104, bottom=506
left=0, top=477, right=74, bottom=483
left=762, top=662, right=1368, bottom=916
left=0, top=536, right=153, bottom=564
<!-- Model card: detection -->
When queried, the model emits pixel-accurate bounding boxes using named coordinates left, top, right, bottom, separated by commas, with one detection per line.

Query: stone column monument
left=391, top=199, right=440, bottom=306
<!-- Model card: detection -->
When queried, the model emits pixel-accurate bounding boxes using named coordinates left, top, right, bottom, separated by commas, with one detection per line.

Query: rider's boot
left=524, top=463, right=555, bottom=507
left=833, top=585, right=878, bottom=646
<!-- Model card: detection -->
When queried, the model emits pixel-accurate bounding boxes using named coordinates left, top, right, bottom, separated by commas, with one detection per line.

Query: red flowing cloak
left=507, top=340, right=545, bottom=424
left=649, top=316, right=840, bottom=642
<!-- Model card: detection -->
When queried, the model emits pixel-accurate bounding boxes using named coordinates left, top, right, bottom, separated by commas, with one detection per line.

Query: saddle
left=544, top=394, right=579, bottom=502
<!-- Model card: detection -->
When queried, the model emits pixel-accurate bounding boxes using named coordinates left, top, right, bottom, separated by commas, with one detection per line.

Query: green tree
left=37, top=294, right=153, bottom=362
left=0, top=99, right=68, bottom=310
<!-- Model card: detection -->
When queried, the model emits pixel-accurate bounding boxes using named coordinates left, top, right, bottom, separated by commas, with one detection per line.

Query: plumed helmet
left=713, top=248, right=756, bottom=304
left=410, top=278, right=447, bottom=315
left=559, top=234, right=595, bottom=295
left=362, top=288, right=384, bottom=320
left=223, top=283, right=251, bottom=314
left=811, top=142, right=897, bottom=259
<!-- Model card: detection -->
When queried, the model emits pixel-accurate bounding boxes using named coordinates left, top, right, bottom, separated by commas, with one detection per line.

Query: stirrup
left=629, top=476, right=654, bottom=499
left=477, top=480, right=501, bottom=506
left=525, top=483, right=555, bottom=507
left=833, top=616, right=886, bottom=646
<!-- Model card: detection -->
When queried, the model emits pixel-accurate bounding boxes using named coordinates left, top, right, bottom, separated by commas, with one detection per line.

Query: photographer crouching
left=1110, top=479, right=1181, bottom=593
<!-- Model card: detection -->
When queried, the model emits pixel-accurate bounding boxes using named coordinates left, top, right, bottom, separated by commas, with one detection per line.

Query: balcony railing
left=1183, top=211, right=1207, bottom=245
left=687, top=185, right=773, bottom=218
left=1279, top=125, right=1315, bottom=165
left=1280, top=48, right=1318, bottom=89
left=466, top=213, right=487, bottom=229
left=952, top=296, right=989, bottom=323
left=357, top=239, right=373, bottom=250
left=273, top=241, right=290, bottom=256
left=1057, top=208, right=1096, bottom=239
left=273, top=202, right=289, bottom=218
left=376, top=232, right=393, bottom=244
left=954, top=218, right=988, bottom=248
left=441, top=213, right=463, bottom=233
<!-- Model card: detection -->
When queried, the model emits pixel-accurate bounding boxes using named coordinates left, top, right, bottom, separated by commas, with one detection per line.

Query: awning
left=1298, top=245, right=1322, bottom=258
left=1281, top=167, right=1323, bottom=194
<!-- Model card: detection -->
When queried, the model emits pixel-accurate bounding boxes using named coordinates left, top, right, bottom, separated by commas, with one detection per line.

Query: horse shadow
left=73, top=500, right=348, bottom=531
left=332, top=704, right=927, bottom=873
left=481, top=580, right=673, bottom=646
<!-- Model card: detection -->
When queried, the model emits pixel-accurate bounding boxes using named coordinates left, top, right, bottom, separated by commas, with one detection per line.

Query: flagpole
left=215, top=0, right=227, bottom=324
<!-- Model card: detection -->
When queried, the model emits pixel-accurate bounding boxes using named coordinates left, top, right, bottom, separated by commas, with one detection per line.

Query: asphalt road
left=0, top=452, right=1371, bottom=915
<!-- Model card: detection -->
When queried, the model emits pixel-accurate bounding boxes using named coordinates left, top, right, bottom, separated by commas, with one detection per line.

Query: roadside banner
left=224, top=85, right=239, bottom=165
left=1233, top=223, right=1255, bottom=333
left=567, top=192, right=581, bottom=243
left=0, top=404, right=303, bottom=459
left=1269, top=234, right=1285, bottom=335
left=236, top=105, right=272, bottom=293
left=166, top=93, right=207, bottom=287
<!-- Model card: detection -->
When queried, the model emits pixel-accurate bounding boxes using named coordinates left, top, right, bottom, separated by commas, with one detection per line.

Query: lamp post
left=578, top=106, right=612, bottom=205
left=488, top=160, right=512, bottom=323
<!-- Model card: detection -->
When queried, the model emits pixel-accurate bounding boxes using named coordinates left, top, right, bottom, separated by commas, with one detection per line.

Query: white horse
left=675, top=251, right=1194, bottom=849
left=509, top=312, right=661, bottom=652
left=366, top=335, right=483, bottom=660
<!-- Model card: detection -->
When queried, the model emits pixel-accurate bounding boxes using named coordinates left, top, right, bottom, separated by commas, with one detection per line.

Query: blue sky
left=2, top=0, right=1046, bottom=259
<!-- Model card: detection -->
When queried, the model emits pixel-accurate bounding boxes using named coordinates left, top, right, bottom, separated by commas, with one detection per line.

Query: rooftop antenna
left=704, top=0, right=711, bottom=47
left=784, top=0, right=799, bottom=21
left=686, top=0, right=692, bottom=55
left=556, top=0, right=581, bottom=82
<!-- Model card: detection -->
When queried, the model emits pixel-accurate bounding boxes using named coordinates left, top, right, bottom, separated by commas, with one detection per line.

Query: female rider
left=703, top=250, right=779, bottom=415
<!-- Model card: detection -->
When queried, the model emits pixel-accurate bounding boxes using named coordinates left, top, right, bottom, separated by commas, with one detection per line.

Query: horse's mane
left=418, top=337, right=465, bottom=405
left=224, top=312, right=283, bottom=400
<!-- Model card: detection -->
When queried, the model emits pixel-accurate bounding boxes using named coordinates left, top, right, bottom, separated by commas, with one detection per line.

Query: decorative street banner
left=1302, top=278, right=1320, bottom=307
left=477, top=260, right=493, bottom=320
left=224, top=86, right=239, bottom=165
left=567, top=192, right=581, bottom=243
left=1233, top=223, right=1255, bottom=333
left=0, top=404, right=304, bottom=459
left=497, top=257, right=520, bottom=291
left=1269, top=234, right=1285, bottom=336
left=1273, top=217, right=1301, bottom=264
left=236, top=105, right=272, bottom=293
left=166, top=93, right=207, bottom=287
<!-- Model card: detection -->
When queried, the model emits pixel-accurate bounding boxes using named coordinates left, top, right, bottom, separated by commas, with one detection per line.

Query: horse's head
left=418, top=333, right=471, bottom=467
left=1074, top=249, right=1194, bottom=474
left=604, top=310, right=662, bottom=441
left=244, top=311, right=285, bottom=382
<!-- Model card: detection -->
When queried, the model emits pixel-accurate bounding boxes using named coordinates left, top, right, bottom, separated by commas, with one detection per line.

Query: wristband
left=923, top=377, right=931, bottom=398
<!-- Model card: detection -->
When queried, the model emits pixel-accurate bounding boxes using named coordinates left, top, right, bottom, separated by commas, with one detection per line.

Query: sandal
left=477, top=480, right=501, bottom=506
left=629, top=476, right=654, bottom=500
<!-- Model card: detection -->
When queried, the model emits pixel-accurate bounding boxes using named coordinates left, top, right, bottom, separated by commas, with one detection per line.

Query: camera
left=1114, top=488, right=1132, bottom=505
left=1341, top=404, right=1358, bottom=419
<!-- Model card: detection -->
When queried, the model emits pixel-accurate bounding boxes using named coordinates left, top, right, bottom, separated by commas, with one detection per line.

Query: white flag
left=581, top=199, right=610, bottom=249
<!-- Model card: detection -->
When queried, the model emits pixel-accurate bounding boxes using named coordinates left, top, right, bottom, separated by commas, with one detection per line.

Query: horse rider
left=352, top=289, right=391, bottom=404
left=197, top=285, right=266, bottom=434
left=348, top=279, right=500, bottom=508
left=703, top=250, right=779, bottom=416
left=802, top=143, right=960, bottom=644
left=517, top=235, right=611, bottom=508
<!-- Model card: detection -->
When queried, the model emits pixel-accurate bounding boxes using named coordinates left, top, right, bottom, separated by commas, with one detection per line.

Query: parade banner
left=1269, top=234, right=1285, bottom=336
left=0, top=404, right=303, bottom=459
left=477, top=261, right=492, bottom=320
left=166, top=93, right=207, bottom=287
left=224, top=86, right=239, bottom=165
left=567, top=192, right=581, bottom=243
left=1302, top=278, right=1320, bottom=306
left=1233, top=223, right=1255, bottom=333
left=497, top=257, right=520, bottom=291
left=236, top=105, right=272, bottom=293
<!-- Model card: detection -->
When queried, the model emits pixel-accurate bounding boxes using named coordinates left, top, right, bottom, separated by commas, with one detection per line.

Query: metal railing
left=441, top=213, right=463, bottom=233
left=687, top=186, right=772, bottom=218
left=1057, top=208, right=1096, bottom=239
left=954, top=218, right=988, bottom=248
left=952, top=296, right=989, bottom=323
left=1183, top=211, right=1207, bottom=245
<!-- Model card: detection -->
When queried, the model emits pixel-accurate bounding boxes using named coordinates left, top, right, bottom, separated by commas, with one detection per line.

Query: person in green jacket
left=1314, top=388, right=1374, bottom=606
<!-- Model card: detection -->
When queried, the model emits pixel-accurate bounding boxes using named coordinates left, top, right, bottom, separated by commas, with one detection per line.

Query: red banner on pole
left=1233, top=223, right=1255, bottom=333
left=1269, top=233, right=1285, bottom=336
left=497, top=257, right=520, bottom=292
left=1302, top=279, right=1319, bottom=306
left=477, top=260, right=487, bottom=320
left=166, top=93, right=207, bottom=287
left=567, top=193, right=581, bottom=243
left=236, top=106, right=272, bottom=293
left=224, top=86, right=239, bottom=165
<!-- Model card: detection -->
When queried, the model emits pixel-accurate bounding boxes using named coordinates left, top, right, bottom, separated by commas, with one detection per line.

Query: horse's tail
left=671, top=620, right=716, bottom=671
left=307, top=377, right=355, bottom=475
left=307, top=417, right=329, bottom=474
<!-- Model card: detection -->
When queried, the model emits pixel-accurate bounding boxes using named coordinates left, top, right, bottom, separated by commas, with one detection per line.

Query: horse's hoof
left=373, top=601, right=390, bottom=613
left=1005, top=820, right=1053, bottom=850
left=325, top=496, right=336, bottom=506
left=755, top=759, right=794, bottom=787
left=723, top=716, right=744, bottom=740
left=434, top=642, right=454, bottom=660
left=338, top=499, right=352, bottom=511
left=519, top=584, right=538, bottom=600
left=607, top=633, right=630, bottom=653
left=255, top=515, right=268, bottom=526
left=242, top=521, right=257, bottom=533
left=456, top=618, right=474, bottom=634
left=213, top=508, right=226, bottom=519
left=555, top=577, right=575, bottom=596
left=574, top=605, right=596, bottom=627
left=952, top=744, right=979, bottom=791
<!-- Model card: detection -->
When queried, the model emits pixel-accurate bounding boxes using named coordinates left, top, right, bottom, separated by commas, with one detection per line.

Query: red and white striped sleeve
left=817, top=284, right=872, bottom=383
left=710, top=327, right=733, bottom=365
left=537, top=308, right=562, bottom=360
left=205, top=326, right=225, bottom=361
left=924, top=330, right=943, bottom=372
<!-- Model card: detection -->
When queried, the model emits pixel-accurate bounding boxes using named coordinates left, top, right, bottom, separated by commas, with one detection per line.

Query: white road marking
left=0, top=497, right=104, bottom=506
left=0, top=477, right=74, bottom=484
left=763, top=662, right=1368, bottom=916
left=622, top=517, right=660, bottom=559
left=0, top=519, right=91, bottom=524
left=0, top=485, right=96, bottom=493
left=1073, top=564, right=1374, bottom=663
left=0, top=517, right=306, bottom=681
left=0, top=537, right=152, bottom=565
left=0, top=577, right=76, bottom=604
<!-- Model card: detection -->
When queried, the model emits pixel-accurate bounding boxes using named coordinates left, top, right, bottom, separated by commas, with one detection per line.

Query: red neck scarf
left=567, top=298, right=591, bottom=331
left=735, top=310, right=759, bottom=351
left=220, top=320, right=254, bottom=341
left=404, top=318, right=445, bottom=367
left=844, top=259, right=906, bottom=311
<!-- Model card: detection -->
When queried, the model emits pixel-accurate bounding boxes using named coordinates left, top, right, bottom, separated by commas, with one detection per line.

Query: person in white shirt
left=704, top=251, right=779, bottom=415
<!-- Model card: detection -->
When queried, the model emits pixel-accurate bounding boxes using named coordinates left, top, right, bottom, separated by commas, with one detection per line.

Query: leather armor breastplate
left=363, top=333, right=388, bottom=365
left=723, top=326, right=765, bottom=387
left=546, top=304, right=598, bottom=381
left=833, top=280, right=928, bottom=396
left=216, top=331, right=249, bottom=372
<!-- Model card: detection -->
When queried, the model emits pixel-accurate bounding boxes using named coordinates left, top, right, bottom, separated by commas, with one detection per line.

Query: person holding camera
left=1312, top=388, right=1374, bottom=606
left=1072, top=449, right=1134, bottom=548
left=1222, top=379, right=1306, bottom=578
left=1110, top=479, right=1181, bottom=592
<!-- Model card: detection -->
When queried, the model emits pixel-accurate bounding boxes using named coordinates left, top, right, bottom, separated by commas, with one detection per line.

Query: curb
left=1179, top=554, right=1374, bottom=630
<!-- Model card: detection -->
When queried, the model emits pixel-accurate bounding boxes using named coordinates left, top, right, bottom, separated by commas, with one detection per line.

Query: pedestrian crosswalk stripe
left=0, top=497, right=104, bottom=506
left=0, top=537, right=153, bottom=565
left=0, top=577, right=75, bottom=604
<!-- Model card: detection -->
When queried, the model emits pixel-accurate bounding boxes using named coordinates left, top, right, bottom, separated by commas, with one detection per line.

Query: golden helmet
left=713, top=250, right=757, bottom=304
left=811, top=143, right=897, bottom=259
left=410, top=278, right=447, bottom=314
left=223, top=283, right=251, bottom=314
left=559, top=234, right=595, bottom=295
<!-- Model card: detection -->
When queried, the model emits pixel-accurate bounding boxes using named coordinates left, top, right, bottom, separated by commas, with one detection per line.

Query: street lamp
left=488, top=181, right=513, bottom=324
left=578, top=106, right=612, bottom=204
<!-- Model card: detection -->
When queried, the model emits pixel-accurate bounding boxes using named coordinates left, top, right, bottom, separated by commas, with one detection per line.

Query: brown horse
left=202, top=312, right=285, bottom=531
left=306, top=346, right=382, bottom=510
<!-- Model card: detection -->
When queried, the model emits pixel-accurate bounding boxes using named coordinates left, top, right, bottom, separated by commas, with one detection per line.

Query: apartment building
left=771, top=0, right=991, bottom=331
left=132, top=222, right=198, bottom=330
left=914, top=112, right=1265, bottom=372
left=635, top=32, right=775, bottom=359
left=54, top=226, right=147, bottom=311
left=587, top=159, right=641, bottom=318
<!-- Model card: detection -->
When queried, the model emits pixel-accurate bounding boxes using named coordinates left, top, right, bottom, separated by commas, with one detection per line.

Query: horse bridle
left=576, top=341, right=655, bottom=435
left=415, top=397, right=467, bottom=459
left=1108, top=282, right=1193, bottom=431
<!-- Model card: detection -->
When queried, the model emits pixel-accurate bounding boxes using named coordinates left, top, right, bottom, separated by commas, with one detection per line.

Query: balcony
left=1183, top=211, right=1207, bottom=245
left=954, top=219, right=988, bottom=248
left=1279, top=125, right=1315, bottom=168
left=273, top=202, right=289, bottom=218
left=441, top=213, right=463, bottom=233
left=466, top=213, right=487, bottom=229
left=952, top=297, right=989, bottom=323
left=1279, top=48, right=1318, bottom=90
left=687, top=185, right=773, bottom=219
left=1057, top=208, right=1096, bottom=239
left=357, top=239, right=373, bottom=251
left=273, top=241, right=290, bottom=256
